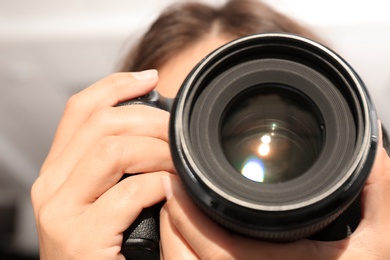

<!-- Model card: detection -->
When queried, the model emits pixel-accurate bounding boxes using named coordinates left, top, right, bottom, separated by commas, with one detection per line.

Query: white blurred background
left=0, top=0, right=389, bottom=257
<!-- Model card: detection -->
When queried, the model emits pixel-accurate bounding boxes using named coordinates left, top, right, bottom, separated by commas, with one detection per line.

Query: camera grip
left=121, top=201, right=164, bottom=260
left=116, top=92, right=172, bottom=259
left=119, top=172, right=163, bottom=259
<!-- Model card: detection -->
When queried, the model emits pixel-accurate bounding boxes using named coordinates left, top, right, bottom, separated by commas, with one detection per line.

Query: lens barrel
left=169, top=33, right=378, bottom=241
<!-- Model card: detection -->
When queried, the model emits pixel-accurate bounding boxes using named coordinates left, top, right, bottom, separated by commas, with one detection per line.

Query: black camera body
left=120, top=33, right=379, bottom=259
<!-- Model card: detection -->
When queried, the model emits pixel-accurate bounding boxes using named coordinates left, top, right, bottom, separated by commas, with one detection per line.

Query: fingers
left=36, top=105, right=170, bottom=206
left=158, top=120, right=390, bottom=260
left=84, top=172, right=170, bottom=236
left=40, top=105, right=170, bottom=198
left=160, top=176, right=328, bottom=260
left=161, top=176, right=231, bottom=259
left=359, top=121, right=390, bottom=225
left=31, top=71, right=178, bottom=259
left=35, top=171, right=169, bottom=259
left=160, top=204, right=198, bottom=260
left=56, top=135, right=174, bottom=206
left=43, top=70, right=158, bottom=170
left=58, top=105, right=169, bottom=172
left=35, top=71, right=168, bottom=205
left=346, top=121, right=390, bottom=257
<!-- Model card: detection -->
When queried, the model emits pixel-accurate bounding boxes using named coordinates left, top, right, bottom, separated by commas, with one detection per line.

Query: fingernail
left=161, top=176, right=173, bottom=200
left=131, top=69, right=158, bottom=81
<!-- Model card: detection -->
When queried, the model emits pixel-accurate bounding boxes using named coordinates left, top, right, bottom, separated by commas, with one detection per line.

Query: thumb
left=354, top=121, right=390, bottom=232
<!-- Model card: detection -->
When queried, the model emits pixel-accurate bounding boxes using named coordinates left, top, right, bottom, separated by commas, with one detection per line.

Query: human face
left=156, top=35, right=233, bottom=98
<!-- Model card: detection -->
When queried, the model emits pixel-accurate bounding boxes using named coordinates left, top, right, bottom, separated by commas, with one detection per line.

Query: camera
left=119, top=33, right=379, bottom=259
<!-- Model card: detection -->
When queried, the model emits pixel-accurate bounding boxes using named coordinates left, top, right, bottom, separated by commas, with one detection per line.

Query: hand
left=31, top=70, right=175, bottom=259
left=160, top=123, right=390, bottom=260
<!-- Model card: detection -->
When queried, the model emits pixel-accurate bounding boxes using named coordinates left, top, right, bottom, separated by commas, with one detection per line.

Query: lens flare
left=261, top=134, right=271, bottom=144
left=258, top=134, right=271, bottom=156
left=241, top=158, right=264, bottom=182
left=258, top=143, right=270, bottom=156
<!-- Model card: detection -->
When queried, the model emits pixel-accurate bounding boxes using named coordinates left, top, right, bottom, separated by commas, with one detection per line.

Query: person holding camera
left=31, top=0, right=390, bottom=259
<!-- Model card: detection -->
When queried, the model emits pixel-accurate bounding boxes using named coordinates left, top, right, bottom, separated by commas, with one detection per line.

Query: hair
left=121, top=0, right=320, bottom=72
left=119, top=0, right=390, bottom=155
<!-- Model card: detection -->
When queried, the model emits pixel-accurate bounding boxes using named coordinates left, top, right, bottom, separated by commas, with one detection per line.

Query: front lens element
left=221, top=86, right=324, bottom=184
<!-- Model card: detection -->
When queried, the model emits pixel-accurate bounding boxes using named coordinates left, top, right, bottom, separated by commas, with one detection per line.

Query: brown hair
left=121, top=0, right=319, bottom=72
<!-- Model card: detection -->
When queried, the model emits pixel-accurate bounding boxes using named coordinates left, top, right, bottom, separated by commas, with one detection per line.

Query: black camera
left=119, top=33, right=379, bottom=259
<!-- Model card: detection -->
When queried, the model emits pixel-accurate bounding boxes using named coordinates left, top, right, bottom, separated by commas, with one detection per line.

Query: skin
left=157, top=35, right=390, bottom=260
left=32, top=35, right=390, bottom=259
left=156, top=34, right=233, bottom=97
left=32, top=70, right=173, bottom=259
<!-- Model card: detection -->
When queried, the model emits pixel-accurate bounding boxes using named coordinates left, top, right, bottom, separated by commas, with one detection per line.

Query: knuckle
left=36, top=203, right=49, bottom=226
left=36, top=201, right=58, bottom=235
left=64, top=92, right=84, bottom=115
left=95, top=136, right=125, bottom=164
left=30, top=178, right=43, bottom=207
left=31, top=174, right=55, bottom=211
left=115, top=179, right=142, bottom=204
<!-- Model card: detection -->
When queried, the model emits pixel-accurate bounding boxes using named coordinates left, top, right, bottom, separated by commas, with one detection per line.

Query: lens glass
left=221, top=85, right=324, bottom=184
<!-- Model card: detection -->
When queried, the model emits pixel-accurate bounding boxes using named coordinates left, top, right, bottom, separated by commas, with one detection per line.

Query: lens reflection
left=221, top=86, right=324, bottom=184
left=258, top=134, right=271, bottom=156
left=242, top=157, right=265, bottom=182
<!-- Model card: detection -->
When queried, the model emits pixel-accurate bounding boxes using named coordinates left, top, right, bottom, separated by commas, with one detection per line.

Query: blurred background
left=0, top=0, right=389, bottom=258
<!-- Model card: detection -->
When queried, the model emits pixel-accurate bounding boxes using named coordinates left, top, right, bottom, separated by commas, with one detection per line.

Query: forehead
left=155, top=36, right=233, bottom=98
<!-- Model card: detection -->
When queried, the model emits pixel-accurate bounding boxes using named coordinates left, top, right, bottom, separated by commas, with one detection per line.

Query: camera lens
left=221, top=86, right=324, bottom=184
left=169, top=33, right=378, bottom=241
